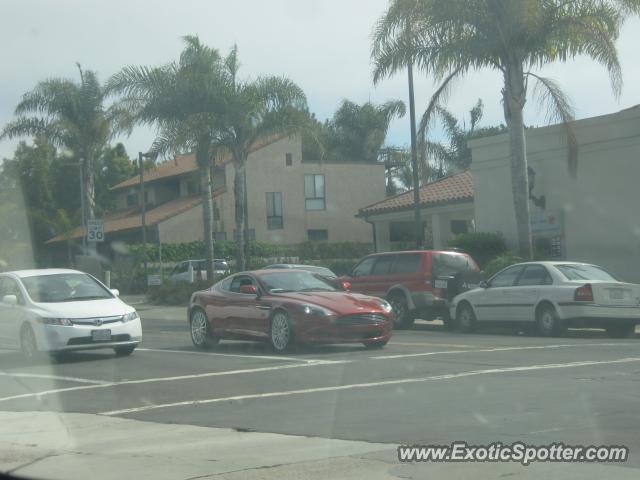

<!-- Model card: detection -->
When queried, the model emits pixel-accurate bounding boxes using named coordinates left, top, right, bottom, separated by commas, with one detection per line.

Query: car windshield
left=21, top=273, right=113, bottom=302
left=259, top=271, right=337, bottom=293
left=555, top=264, right=618, bottom=282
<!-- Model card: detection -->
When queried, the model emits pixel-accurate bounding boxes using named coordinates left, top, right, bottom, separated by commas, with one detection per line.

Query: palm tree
left=372, top=0, right=639, bottom=258
left=107, top=36, right=229, bottom=280
left=199, top=46, right=309, bottom=271
left=325, top=100, right=406, bottom=162
left=1, top=64, right=120, bottom=250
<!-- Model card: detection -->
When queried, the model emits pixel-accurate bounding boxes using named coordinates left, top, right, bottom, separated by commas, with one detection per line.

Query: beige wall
left=215, top=135, right=387, bottom=244
left=470, top=106, right=640, bottom=282
left=158, top=203, right=204, bottom=244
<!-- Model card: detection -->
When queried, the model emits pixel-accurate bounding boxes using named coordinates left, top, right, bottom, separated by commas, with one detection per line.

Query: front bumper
left=35, top=319, right=143, bottom=352
left=295, top=314, right=392, bottom=344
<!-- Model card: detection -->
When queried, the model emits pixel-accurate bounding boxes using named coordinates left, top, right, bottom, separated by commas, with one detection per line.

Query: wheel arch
left=455, top=298, right=477, bottom=320
left=534, top=299, right=558, bottom=320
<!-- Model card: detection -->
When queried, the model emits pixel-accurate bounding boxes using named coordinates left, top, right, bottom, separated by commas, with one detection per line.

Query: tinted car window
left=489, top=266, right=524, bottom=287
left=432, top=253, right=479, bottom=277
left=390, top=253, right=421, bottom=274
left=372, top=255, right=396, bottom=275
left=0, top=277, right=24, bottom=304
left=229, top=275, right=256, bottom=293
left=517, top=265, right=552, bottom=286
left=352, top=256, right=377, bottom=277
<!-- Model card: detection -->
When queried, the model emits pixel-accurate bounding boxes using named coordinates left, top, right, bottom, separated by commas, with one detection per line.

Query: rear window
left=431, top=253, right=479, bottom=277
left=390, top=253, right=421, bottom=274
left=555, top=264, right=617, bottom=282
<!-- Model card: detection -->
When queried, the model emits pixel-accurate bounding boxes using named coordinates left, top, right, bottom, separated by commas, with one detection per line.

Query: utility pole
left=139, top=152, right=148, bottom=285
left=408, top=62, right=423, bottom=248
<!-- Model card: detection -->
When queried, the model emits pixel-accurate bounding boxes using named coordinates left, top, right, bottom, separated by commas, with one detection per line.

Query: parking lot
left=1, top=303, right=640, bottom=479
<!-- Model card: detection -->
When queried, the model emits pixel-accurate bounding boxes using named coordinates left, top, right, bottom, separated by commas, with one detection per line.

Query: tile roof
left=46, top=189, right=225, bottom=244
left=110, top=133, right=289, bottom=191
left=358, top=170, right=474, bottom=216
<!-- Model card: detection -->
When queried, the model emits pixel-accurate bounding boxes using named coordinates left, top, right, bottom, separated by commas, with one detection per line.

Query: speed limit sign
left=87, top=219, right=105, bottom=242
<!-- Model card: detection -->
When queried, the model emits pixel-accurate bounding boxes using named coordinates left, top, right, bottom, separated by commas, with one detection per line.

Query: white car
left=0, top=269, right=142, bottom=359
left=450, top=261, right=640, bottom=337
left=168, top=259, right=231, bottom=282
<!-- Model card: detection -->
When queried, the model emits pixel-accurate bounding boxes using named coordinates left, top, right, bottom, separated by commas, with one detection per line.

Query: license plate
left=609, top=289, right=624, bottom=300
left=434, top=280, right=448, bottom=289
left=91, top=329, right=112, bottom=342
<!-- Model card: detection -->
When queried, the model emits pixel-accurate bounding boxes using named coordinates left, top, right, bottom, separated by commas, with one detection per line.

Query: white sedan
left=450, top=262, right=640, bottom=337
left=0, top=269, right=142, bottom=359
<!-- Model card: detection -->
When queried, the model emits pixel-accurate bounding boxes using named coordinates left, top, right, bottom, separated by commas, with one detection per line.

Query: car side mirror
left=110, top=289, right=120, bottom=297
left=341, top=281, right=351, bottom=292
left=2, top=294, right=17, bottom=305
left=479, top=280, right=489, bottom=289
left=239, top=284, right=258, bottom=295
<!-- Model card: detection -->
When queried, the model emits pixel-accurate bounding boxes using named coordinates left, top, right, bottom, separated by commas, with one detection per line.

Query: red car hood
left=274, top=291, right=386, bottom=315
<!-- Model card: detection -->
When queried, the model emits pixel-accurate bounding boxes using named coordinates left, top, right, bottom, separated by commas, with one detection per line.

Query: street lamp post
left=138, top=151, right=154, bottom=285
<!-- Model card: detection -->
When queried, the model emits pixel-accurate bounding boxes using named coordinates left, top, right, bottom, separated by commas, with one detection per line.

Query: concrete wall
left=470, top=106, right=640, bottom=282
left=216, top=135, right=386, bottom=244
left=158, top=203, right=204, bottom=244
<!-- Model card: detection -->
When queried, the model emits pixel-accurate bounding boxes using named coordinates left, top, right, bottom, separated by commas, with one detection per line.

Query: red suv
left=340, top=250, right=482, bottom=329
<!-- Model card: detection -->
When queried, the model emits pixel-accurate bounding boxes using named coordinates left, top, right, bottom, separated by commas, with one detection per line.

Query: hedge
left=126, top=240, right=373, bottom=263
left=448, top=232, right=507, bottom=268
left=483, top=252, right=524, bottom=278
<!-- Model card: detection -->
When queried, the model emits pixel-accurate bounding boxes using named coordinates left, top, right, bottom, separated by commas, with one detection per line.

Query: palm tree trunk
left=502, top=59, right=533, bottom=259
left=233, top=157, right=247, bottom=271
left=197, top=151, right=215, bottom=282
left=84, top=155, right=96, bottom=254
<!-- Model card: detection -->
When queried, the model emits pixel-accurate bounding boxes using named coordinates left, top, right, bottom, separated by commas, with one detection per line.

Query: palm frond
left=528, top=72, right=578, bottom=177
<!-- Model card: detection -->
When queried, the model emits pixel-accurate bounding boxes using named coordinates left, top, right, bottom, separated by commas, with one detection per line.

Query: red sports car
left=188, top=269, right=394, bottom=352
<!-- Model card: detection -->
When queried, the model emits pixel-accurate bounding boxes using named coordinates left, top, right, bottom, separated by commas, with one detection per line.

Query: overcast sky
left=2, top=0, right=640, bottom=161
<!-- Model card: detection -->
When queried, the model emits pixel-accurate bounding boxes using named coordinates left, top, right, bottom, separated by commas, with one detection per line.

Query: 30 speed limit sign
left=87, top=219, right=105, bottom=242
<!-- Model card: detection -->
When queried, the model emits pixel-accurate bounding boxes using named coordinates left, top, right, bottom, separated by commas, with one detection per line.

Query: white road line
left=0, top=372, right=108, bottom=385
left=0, top=360, right=350, bottom=403
left=136, top=348, right=315, bottom=363
left=100, top=356, right=640, bottom=416
left=369, top=343, right=637, bottom=360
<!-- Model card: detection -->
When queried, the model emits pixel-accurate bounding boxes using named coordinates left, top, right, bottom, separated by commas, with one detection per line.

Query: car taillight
left=574, top=283, right=593, bottom=302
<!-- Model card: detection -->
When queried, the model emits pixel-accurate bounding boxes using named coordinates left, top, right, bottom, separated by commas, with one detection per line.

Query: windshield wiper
left=298, top=288, right=334, bottom=292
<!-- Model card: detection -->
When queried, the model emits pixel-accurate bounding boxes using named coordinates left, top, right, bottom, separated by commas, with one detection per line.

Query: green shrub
left=147, top=280, right=213, bottom=306
left=483, top=252, right=524, bottom=278
left=448, top=232, right=507, bottom=268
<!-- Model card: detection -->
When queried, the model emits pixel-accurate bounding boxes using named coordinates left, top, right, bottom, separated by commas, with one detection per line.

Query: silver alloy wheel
left=390, top=297, right=406, bottom=325
left=458, top=308, right=473, bottom=329
left=271, top=312, right=290, bottom=351
left=21, top=326, right=37, bottom=359
left=190, top=310, right=209, bottom=347
left=539, top=309, right=555, bottom=334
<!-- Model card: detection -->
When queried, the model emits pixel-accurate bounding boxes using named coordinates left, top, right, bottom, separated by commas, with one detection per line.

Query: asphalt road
left=1, top=305, right=640, bottom=479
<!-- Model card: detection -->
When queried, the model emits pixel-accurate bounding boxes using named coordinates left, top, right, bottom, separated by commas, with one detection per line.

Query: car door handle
left=256, top=305, right=271, bottom=311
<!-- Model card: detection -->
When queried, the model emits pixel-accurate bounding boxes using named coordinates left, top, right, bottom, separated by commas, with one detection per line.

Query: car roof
left=4, top=268, right=84, bottom=278
left=513, top=261, right=596, bottom=267
left=369, top=249, right=470, bottom=255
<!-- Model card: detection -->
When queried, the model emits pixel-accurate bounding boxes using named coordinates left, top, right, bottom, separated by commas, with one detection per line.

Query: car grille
left=67, top=334, right=131, bottom=345
left=335, top=314, right=388, bottom=325
left=71, top=316, right=123, bottom=326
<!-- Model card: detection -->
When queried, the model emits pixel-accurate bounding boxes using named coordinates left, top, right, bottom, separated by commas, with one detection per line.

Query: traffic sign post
left=87, top=219, right=105, bottom=242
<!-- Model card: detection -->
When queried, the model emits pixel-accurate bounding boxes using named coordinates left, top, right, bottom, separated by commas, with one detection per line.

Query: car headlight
left=122, top=311, right=139, bottom=322
left=301, top=304, right=333, bottom=316
left=377, top=299, right=393, bottom=313
left=37, top=317, right=73, bottom=326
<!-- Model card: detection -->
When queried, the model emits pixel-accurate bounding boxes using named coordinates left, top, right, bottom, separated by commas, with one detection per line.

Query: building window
left=450, top=220, right=470, bottom=235
left=233, top=229, right=256, bottom=241
left=266, top=192, right=283, bottom=230
left=213, top=205, right=220, bottom=221
left=186, top=180, right=198, bottom=196
left=285, top=153, right=293, bottom=166
left=126, top=192, right=138, bottom=207
left=213, top=232, right=227, bottom=242
left=304, top=174, right=325, bottom=210
left=307, top=229, right=328, bottom=241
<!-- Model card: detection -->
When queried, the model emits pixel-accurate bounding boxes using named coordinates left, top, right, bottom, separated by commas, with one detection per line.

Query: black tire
left=388, top=293, right=415, bottom=330
left=20, top=324, right=41, bottom=361
left=363, top=339, right=389, bottom=349
left=269, top=310, right=295, bottom=353
left=606, top=323, right=636, bottom=338
left=114, top=345, right=137, bottom=356
left=536, top=304, right=565, bottom=337
left=190, top=308, right=219, bottom=349
left=455, top=302, right=476, bottom=333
